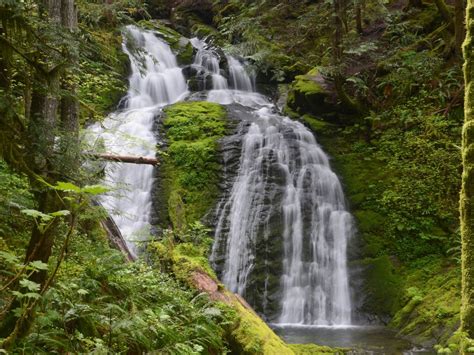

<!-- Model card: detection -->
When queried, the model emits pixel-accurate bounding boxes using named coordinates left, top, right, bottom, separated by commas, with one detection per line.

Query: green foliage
left=17, top=255, right=228, bottom=353
left=162, top=102, right=227, bottom=228
left=320, top=89, right=461, bottom=332
left=77, top=29, right=129, bottom=122
left=289, top=343, right=342, bottom=354
left=0, top=161, right=34, bottom=246
left=77, top=0, right=149, bottom=28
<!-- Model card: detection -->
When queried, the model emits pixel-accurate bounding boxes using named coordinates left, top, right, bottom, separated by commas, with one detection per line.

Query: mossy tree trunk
left=456, top=0, right=466, bottom=58
left=461, top=0, right=474, bottom=350
left=434, top=0, right=455, bottom=32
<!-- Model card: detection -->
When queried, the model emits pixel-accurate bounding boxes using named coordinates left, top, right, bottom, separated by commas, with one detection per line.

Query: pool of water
left=272, top=325, right=435, bottom=354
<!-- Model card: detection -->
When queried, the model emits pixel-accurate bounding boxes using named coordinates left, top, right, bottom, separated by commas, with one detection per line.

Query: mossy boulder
left=160, top=101, right=227, bottom=230
left=361, top=255, right=402, bottom=318
left=286, top=67, right=339, bottom=120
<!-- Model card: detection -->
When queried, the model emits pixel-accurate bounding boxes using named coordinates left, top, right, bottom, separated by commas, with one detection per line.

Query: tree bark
left=461, top=0, right=474, bottom=350
left=456, top=0, right=466, bottom=58
left=434, top=0, right=455, bottom=32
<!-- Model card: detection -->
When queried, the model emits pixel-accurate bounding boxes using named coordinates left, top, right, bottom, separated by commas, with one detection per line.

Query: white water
left=87, top=25, right=187, bottom=255
left=88, top=29, right=353, bottom=326
left=198, top=40, right=354, bottom=325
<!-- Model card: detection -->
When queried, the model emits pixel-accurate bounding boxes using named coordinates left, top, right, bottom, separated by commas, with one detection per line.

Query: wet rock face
left=208, top=104, right=287, bottom=322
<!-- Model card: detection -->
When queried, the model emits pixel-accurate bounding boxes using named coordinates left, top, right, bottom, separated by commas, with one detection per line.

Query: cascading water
left=89, top=28, right=353, bottom=325
left=204, top=44, right=354, bottom=326
left=87, top=25, right=187, bottom=255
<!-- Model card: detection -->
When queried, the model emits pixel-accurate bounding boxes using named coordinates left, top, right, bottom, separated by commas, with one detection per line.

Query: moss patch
left=289, top=343, right=344, bottom=354
left=162, top=101, right=227, bottom=229
left=390, top=258, right=460, bottom=345
left=361, top=255, right=402, bottom=316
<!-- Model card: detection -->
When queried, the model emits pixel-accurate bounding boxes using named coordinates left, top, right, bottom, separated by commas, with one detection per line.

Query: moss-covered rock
left=286, top=67, right=339, bottom=119
left=389, top=259, right=460, bottom=346
left=161, top=101, right=227, bottom=230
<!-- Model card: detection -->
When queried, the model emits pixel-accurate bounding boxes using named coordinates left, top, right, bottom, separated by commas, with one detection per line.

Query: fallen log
left=92, top=200, right=136, bottom=262
left=86, top=153, right=159, bottom=166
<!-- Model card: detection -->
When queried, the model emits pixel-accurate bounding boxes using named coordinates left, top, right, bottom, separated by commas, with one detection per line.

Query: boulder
left=286, top=67, right=339, bottom=118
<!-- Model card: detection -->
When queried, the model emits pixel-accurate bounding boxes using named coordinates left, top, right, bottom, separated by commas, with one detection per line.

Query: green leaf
left=19, top=279, right=40, bottom=292
left=11, top=291, right=24, bottom=299
left=81, top=184, right=109, bottom=195
left=50, top=210, right=71, bottom=217
left=77, top=288, right=89, bottom=295
left=0, top=251, right=20, bottom=264
left=21, top=209, right=53, bottom=221
left=29, top=260, right=49, bottom=271
left=54, top=181, right=81, bottom=192
left=24, top=292, right=41, bottom=299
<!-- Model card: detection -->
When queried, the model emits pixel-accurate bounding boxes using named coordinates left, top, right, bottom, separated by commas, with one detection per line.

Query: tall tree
left=461, top=0, right=474, bottom=350
left=456, top=0, right=466, bottom=58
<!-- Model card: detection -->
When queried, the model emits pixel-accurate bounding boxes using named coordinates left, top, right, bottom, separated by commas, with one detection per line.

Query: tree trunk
left=355, top=0, right=363, bottom=34
left=434, top=0, right=455, bottom=32
left=87, top=153, right=160, bottom=165
left=456, top=0, right=466, bottom=58
left=461, top=0, right=474, bottom=349
left=59, top=0, right=80, bottom=175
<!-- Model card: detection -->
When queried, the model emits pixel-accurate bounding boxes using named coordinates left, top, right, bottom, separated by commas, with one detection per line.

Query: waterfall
left=88, top=28, right=353, bottom=326
left=205, top=46, right=354, bottom=326
left=87, top=25, right=187, bottom=255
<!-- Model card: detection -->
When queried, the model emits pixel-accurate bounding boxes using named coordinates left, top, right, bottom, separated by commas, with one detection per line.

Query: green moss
left=162, top=102, right=227, bottom=229
left=172, top=242, right=217, bottom=284
left=289, top=343, right=344, bottom=354
left=191, top=23, right=222, bottom=41
left=354, top=210, right=385, bottom=233
left=300, top=115, right=334, bottom=134
left=293, top=74, right=325, bottom=96
left=230, top=300, right=295, bottom=354
left=390, top=259, right=461, bottom=344
left=138, top=19, right=183, bottom=43
left=362, top=255, right=402, bottom=316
